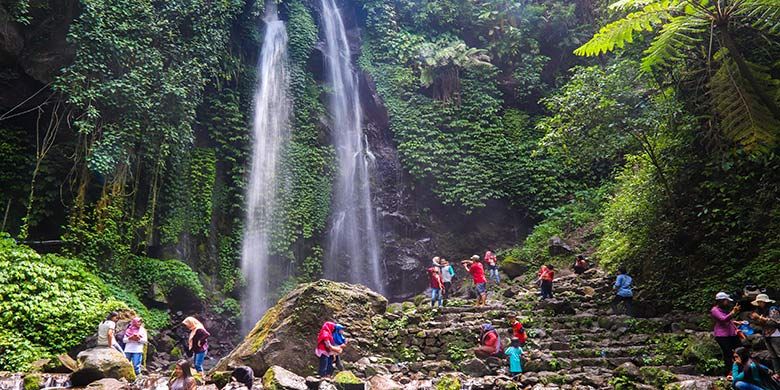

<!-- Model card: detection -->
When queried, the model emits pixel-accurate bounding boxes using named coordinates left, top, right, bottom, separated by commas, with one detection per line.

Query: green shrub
left=127, top=256, right=205, bottom=301
left=0, top=329, right=48, bottom=372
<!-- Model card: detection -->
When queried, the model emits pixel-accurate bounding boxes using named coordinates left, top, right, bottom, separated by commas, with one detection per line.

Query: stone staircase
left=346, top=268, right=727, bottom=389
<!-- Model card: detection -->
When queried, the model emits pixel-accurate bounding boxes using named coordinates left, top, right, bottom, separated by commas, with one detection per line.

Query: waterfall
left=320, top=0, right=384, bottom=293
left=240, top=3, right=290, bottom=334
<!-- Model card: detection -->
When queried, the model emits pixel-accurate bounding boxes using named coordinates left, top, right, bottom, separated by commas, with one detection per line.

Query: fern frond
left=738, top=0, right=780, bottom=35
left=710, top=55, right=780, bottom=152
left=609, top=0, right=658, bottom=11
left=641, top=14, right=709, bottom=72
left=575, top=1, right=679, bottom=57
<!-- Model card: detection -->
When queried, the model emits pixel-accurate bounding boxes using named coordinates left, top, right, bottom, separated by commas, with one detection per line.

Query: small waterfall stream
left=320, top=0, right=384, bottom=293
left=240, top=2, right=291, bottom=334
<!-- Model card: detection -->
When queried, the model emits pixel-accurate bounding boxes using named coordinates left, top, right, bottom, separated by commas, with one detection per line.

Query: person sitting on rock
left=537, top=264, right=555, bottom=300
left=439, top=259, right=455, bottom=306
left=484, top=250, right=500, bottom=284
left=122, top=317, right=148, bottom=376
left=507, top=314, right=527, bottom=346
left=573, top=255, right=589, bottom=275
left=463, top=255, right=487, bottom=306
left=97, top=311, right=123, bottom=354
left=225, top=366, right=254, bottom=390
left=474, top=323, right=502, bottom=359
left=169, top=359, right=196, bottom=390
left=332, top=324, right=349, bottom=371
left=182, top=316, right=210, bottom=374
left=610, top=267, right=633, bottom=316
left=749, top=294, right=780, bottom=375
left=428, top=266, right=444, bottom=308
left=731, top=347, right=780, bottom=389
left=504, top=337, right=524, bottom=379
left=315, top=321, right=343, bottom=378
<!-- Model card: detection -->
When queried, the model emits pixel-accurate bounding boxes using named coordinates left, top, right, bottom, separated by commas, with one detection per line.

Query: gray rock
left=460, top=358, right=490, bottom=377
left=615, top=362, right=640, bottom=379
left=368, top=375, right=402, bottom=390
left=262, top=366, right=307, bottom=390
left=548, top=236, right=573, bottom=256
left=71, top=348, right=135, bottom=386
left=85, top=378, right=129, bottom=390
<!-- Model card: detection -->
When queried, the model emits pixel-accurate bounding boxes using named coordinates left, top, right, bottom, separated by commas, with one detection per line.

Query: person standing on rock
left=610, top=267, right=633, bottom=316
left=463, top=255, right=487, bottom=306
left=507, top=314, right=527, bottom=346
left=484, top=250, right=500, bottom=284
left=169, top=359, right=196, bottom=390
left=504, top=337, right=524, bottom=379
left=750, top=294, right=780, bottom=374
left=123, top=317, right=148, bottom=376
left=474, top=323, right=502, bottom=358
left=712, top=292, right=742, bottom=375
left=439, top=259, right=455, bottom=306
left=315, top=321, right=343, bottom=378
left=537, top=264, right=555, bottom=300
left=428, top=265, right=444, bottom=308
left=97, top=311, right=123, bottom=354
left=332, top=324, right=349, bottom=370
left=182, top=316, right=210, bottom=373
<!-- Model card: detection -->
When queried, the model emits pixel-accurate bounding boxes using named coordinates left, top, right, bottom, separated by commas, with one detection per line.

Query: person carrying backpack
left=611, top=267, right=633, bottom=316
left=750, top=294, right=780, bottom=374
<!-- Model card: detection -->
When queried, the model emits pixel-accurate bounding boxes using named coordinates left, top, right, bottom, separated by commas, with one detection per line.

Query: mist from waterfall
left=320, top=0, right=384, bottom=293
left=240, top=4, right=290, bottom=335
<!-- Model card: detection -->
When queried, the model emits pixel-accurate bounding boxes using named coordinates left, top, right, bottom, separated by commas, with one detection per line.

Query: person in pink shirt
left=711, top=291, right=742, bottom=375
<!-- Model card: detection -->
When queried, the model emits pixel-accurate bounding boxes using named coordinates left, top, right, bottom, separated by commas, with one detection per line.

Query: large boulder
left=261, top=366, right=306, bottom=390
left=70, top=348, right=135, bottom=386
left=500, top=260, right=529, bottom=279
left=212, top=280, right=387, bottom=376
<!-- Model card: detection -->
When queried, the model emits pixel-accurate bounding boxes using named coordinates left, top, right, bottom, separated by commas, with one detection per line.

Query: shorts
left=476, top=283, right=487, bottom=294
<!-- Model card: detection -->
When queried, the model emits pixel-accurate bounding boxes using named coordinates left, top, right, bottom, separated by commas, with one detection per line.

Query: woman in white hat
left=750, top=293, right=780, bottom=375
left=712, top=292, right=742, bottom=375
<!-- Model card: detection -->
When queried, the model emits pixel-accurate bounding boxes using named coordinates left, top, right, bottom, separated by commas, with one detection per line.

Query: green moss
left=333, top=371, right=362, bottom=384
left=639, top=366, right=676, bottom=388
left=210, top=371, right=232, bottom=388
left=23, top=374, right=41, bottom=390
left=248, top=304, right=282, bottom=352
left=262, top=368, right=278, bottom=390
left=435, top=375, right=461, bottom=390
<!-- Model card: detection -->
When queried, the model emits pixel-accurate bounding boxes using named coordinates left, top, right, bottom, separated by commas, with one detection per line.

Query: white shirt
left=123, top=328, right=148, bottom=353
left=97, top=320, right=115, bottom=346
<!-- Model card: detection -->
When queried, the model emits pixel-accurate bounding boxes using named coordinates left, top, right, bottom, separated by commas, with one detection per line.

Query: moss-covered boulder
left=23, top=374, right=41, bottom=390
left=212, top=280, right=387, bottom=376
left=261, top=366, right=306, bottom=390
left=70, top=348, right=135, bottom=386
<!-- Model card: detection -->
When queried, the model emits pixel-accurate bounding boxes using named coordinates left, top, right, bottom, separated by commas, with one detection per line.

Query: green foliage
left=445, top=339, right=471, bottom=362
left=126, top=256, right=206, bottom=301
left=160, top=147, right=216, bottom=243
left=639, top=366, right=676, bottom=388
left=435, top=375, right=461, bottom=390
left=0, top=236, right=128, bottom=370
left=285, top=0, right=318, bottom=63
left=608, top=375, right=637, bottom=390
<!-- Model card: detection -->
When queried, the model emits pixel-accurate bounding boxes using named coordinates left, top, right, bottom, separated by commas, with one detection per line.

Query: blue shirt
left=614, top=274, right=633, bottom=297
left=504, top=346, right=523, bottom=373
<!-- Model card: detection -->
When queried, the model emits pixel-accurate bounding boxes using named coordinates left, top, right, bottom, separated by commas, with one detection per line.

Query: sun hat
left=751, top=293, right=776, bottom=305
left=715, top=292, right=733, bottom=301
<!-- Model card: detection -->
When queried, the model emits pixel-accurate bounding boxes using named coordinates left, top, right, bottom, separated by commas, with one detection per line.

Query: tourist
left=428, top=265, right=444, bottom=308
left=332, top=324, right=348, bottom=371
left=711, top=292, right=742, bottom=375
left=507, top=314, right=527, bottom=346
left=573, top=255, right=589, bottom=275
left=463, top=255, right=487, bottom=306
left=750, top=294, right=780, bottom=374
left=123, top=317, right=148, bottom=375
left=169, top=359, right=196, bottom=390
left=182, top=316, right=210, bottom=373
left=439, top=259, right=455, bottom=306
left=97, top=311, right=123, bottom=354
left=611, top=267, right=634, bottom=316
left=731, top=347, right=780, bottom=389
left=537, top=264, right=554, bottom=300
left=474, top=323, right=502, bottom=359
left=227, top=366, right=254, bottom=390
left=484, top=249, right=500, bottom=284
left=315, top=321, right=343, bottom=378
left=504, top=337, right=524, bottom=378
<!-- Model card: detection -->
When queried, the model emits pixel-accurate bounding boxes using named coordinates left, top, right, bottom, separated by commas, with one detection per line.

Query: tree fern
left=641, top=14, right=709, bottom=71
left=738, top=0, right=780, bottom=35
left=710, top=54, right=780, bottom=151
left=574, top=1, right=679, bottom=57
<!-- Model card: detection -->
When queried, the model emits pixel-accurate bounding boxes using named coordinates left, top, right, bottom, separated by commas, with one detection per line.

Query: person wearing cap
left=462, top=255, right=487, bottom=306
left=712, top=291, right=742, bottom=375
left=750, top=293, right=780, bottom=373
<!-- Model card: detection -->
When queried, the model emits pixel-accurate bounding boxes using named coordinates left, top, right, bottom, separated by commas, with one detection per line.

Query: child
left=504, top=337, right=524, bottom=378
left=507, top=314, right=527, bottom=346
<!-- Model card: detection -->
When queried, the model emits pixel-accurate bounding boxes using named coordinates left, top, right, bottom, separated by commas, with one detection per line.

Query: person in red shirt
left=507, top=313, right=527, bottom=346
left=474, top=323, right=502, bottom=358
left=427, top=266, right=444, bottom=308
left=537, top=264, right=555, bottom=299
left=463, top=255, right=487, bottom=306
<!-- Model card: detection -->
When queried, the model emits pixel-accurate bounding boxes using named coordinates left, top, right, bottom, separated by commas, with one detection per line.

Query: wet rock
left=213, top=280, right=386, bottom=376
left=71, top=348, right=135, bottom=386
left=262, top=366, right=306, bottom=390
left=85, top=378, right=130, bottom=390
left=671, top=378, right=719, bottom=390
left=460, top=358, right=490, bottom=377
